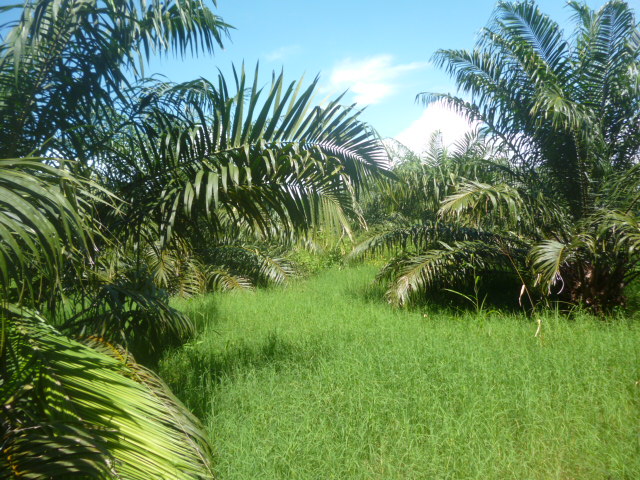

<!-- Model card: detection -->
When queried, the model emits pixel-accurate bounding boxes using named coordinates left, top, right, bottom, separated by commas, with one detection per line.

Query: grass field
left=160, top=265, right=640, bottom=479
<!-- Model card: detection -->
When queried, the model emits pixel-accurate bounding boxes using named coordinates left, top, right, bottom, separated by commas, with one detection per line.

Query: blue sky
left=148, top=0, right=617, bottom=151
left=2, top=1, right=630, bottom=150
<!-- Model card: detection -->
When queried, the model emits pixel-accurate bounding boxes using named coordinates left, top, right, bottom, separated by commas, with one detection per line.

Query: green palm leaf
left=379, top=240, right=512, bottom=306
left=0, top=158, right=100, bottom=302
left=106, top=66, right=389, bottom=246
left=529, top=239, right=573, bottom=292
left=0, top=0, right=230, bottom=159
left=439, top=180, right=524, bottom=226
left=2, top=305, right=214, bottom=480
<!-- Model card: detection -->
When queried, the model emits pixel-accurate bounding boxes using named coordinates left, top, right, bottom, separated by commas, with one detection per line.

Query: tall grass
left=160, top=266, right=640, bottom=479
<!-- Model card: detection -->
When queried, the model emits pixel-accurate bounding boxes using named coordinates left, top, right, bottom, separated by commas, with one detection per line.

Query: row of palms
left=356, top=0, right=640, bottom=313
left=2, top=0, right=640, bottom=477
left=0, top=1, right=388, bottom=478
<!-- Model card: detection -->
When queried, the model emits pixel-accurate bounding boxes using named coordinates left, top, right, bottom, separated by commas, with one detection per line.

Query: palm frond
left=599, top=210, right=640, bottom=255
left=202, top=243, right=295, bottom=288
left=62, top=270, right=195, bottom=357
left=209, top=267, right=254, bottom=292
left=0, top=157, right=102, bottom=303
left=493, top=1, right=570, bottom=73
left=348, top=221, right=508, bottom=260
left=379, top=240, right=512, bottom=306
left=439, top=180, right=524, bottom=227
left=0, top=0, right=230, bottom=159
left=529, top=238, right=582, bottom=292
left=104, top=66, right=389, bottom=246
left=2, top=305, right=214, bottom=479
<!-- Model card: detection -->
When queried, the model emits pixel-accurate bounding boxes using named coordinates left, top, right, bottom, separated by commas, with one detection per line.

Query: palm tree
left=97, top=67, right=386, bottom=250
left=0, top=157, right=222, bottom=478
left=0, top=0, right=229, bottom=160
left=352, top=131, right=530, bottom=307
left=61, top=67, right=388, bottom=351
left=1, top=1, right=388, bottom=477
left=1, top=1, right=229, bottom=477
left=357, top=1, right=640, bottom=312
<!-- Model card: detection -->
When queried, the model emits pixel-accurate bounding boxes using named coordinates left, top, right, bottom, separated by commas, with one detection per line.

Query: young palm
left=353, top=131, right=534, bottom=306
left=360, top=1, right=640, bottom=311
left=99, top=67, right=388, bottom=249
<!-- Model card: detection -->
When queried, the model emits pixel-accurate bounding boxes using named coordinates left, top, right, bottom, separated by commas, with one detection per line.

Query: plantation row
left=1, top=0, right=640, bottom=478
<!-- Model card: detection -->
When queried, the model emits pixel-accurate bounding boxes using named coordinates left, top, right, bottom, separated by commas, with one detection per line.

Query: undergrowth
left=161, top=265, right=640, bottom=480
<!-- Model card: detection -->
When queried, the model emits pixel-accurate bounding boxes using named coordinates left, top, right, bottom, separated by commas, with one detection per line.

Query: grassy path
left=161, top=266, right=640, bottom=479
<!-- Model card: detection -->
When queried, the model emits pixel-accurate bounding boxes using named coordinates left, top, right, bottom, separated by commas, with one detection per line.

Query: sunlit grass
left=161, top=265, right=640, bottom=479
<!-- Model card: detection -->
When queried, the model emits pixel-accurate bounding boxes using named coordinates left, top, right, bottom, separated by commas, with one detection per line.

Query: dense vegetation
left=0, top=1, right=386, bottom=478
left=1, top=0, right=639, bottom=478
left=357, top=0, right=640, bottom=313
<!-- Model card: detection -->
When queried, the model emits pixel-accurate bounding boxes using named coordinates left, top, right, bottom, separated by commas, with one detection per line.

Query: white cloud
left=326, top=55, right=429, bottom=105
left=395, top=101, right=477, bottom=153
left=264, top=45, right=301, bottom=62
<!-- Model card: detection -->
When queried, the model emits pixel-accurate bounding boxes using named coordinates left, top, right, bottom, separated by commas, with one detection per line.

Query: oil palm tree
left=0, top=158, right=220, bottom=478
left=1, top=1, right=229, bottom=477
left=97, top=67, right=386, bottom=248
left=352, top=131, right=531, bottom=306
left=63, top=65, right=388, bottom=351
left=358, top=0, right=640, bottom=312
left=0, top=0, right=229, bottom=160
left=1, top=1, right=389, bottom=477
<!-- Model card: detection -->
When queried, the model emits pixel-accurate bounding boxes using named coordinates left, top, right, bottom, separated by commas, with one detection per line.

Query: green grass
left=160, top=265, right=640, bottom=479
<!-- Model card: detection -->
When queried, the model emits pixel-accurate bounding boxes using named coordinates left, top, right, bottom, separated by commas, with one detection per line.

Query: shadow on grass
left=160, top=331, right=325, bottom=418
left=346, top=272, right=531, bottom=316
left=346, top=280, right=388, bottom=304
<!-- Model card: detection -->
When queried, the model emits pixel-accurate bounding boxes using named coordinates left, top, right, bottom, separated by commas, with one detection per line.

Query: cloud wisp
left=395, top=101, right=477, bottom=153
left=264, top=45, right=302, bottom=62
left=326, top=55, right=429, bottom=105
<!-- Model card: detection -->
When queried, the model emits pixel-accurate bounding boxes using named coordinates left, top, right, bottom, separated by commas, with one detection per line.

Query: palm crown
left=357, top=0, right=640, bottom=312
left=0, top=1, right=389, bottom=478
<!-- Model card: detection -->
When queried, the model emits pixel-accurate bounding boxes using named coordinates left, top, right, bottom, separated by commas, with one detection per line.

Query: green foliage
left=0, top=1, right=232, bottom=477
left=103, top=66, right=388, bottom=249
left=160, top=266, right=640, bottom=479
left=0, top=157, right=107, bottom=306
left=0, top=0, right=389, bottom=477
left=0, top=0, right=230, bottom=160
left=354, top=131, right=530, bottom=306
left=287, top=233, right=353, bottom=276
left=359, top=1, right=640, bottom=312
left=2, top=306, right=214, bottom=479
left=429, top=0, right=640, bottom=310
